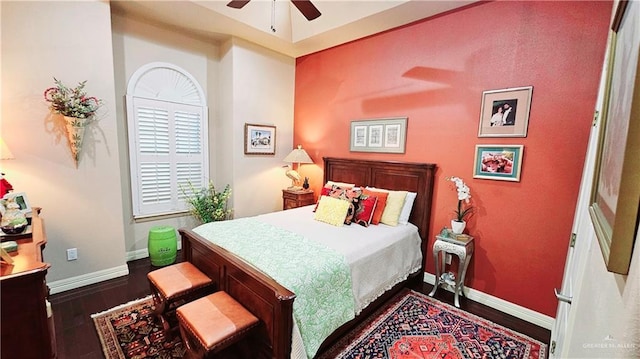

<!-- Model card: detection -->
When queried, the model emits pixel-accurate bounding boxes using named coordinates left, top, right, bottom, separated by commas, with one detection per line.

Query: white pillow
left=398, top=192, right=417, bottom=225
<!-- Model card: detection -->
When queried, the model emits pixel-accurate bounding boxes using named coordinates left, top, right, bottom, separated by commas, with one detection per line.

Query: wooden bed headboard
left=323, top=157, right=436, bottom=270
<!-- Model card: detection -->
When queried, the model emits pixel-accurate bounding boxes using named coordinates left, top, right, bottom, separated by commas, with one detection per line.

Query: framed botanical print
left=350, top=117, right=407, bottom=153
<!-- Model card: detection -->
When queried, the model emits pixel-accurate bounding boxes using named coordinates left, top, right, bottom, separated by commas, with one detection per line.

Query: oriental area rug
left=91, top=296, right=185, bottom=359
left=93, top=290, right=546, bottom=359
left=319, top=289, right=547, bottom=359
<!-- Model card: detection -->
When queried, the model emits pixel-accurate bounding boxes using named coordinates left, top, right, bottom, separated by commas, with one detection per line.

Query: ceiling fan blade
left=227, top=0, right=251, bottom=9
left=291, top=0, right=321, bottom=21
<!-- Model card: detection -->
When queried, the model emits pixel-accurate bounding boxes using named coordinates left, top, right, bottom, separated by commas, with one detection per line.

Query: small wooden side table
left=428, top=233, right=474, bottom=308
left=282, top=189, right=315, bottom=210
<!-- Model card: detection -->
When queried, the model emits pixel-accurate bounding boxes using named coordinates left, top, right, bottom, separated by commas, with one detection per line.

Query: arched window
left=126, top=63, right=208, bottom=218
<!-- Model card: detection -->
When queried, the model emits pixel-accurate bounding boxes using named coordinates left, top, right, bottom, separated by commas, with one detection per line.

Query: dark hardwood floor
left=50, top=253, right=550, bottom=358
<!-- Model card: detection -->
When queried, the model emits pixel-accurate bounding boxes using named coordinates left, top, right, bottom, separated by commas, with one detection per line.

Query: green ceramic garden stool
left=148, top=225, right=177, bottom=266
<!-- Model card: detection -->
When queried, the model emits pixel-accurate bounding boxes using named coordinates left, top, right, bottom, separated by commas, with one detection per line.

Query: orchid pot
left=447, top=176, right=473, bottom=234
left=451, top=220, right=466, bottom=234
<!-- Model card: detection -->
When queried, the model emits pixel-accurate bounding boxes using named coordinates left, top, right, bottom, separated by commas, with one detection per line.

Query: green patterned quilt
left=193, top=218, right=355, bottom=358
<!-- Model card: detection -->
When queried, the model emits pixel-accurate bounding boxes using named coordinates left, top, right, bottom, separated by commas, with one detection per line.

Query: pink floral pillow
left=327, top=186, right=362, bottom=225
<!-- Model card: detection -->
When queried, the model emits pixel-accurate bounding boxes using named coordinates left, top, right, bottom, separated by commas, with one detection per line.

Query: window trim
left=125, top=63, right=208, bottom=218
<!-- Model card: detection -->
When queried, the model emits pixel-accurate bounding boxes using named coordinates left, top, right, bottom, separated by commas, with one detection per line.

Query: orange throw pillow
left=363, top=188, right=388, bottom=225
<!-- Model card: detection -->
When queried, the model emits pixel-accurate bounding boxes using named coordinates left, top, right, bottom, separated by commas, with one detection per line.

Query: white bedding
left=254, top=205, right=423, bottom=358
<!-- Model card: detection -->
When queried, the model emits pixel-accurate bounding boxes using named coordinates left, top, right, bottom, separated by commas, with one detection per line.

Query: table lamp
left=283, top=145, right=313, bottom=189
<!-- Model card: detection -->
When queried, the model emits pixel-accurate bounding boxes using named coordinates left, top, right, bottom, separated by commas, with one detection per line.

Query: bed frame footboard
left=180, top=228, right=295, bottom=358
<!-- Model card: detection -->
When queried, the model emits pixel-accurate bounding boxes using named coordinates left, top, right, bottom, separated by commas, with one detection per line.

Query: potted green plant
left=44, top=78, right=102, bottom=167
left=181, top=181, right=233, bottom=224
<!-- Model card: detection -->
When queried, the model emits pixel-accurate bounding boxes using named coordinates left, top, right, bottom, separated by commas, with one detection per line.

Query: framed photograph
left=350, top=117, right=407, bottom=153
left=478, top=86, right=533, bottom=137
left=2, top=192, right=31, bottom=215
left=473, top=145, right=524, bottom=182
left=589, top=0, right=639, bottom=275
left=244, top=123, right=276, bottom=155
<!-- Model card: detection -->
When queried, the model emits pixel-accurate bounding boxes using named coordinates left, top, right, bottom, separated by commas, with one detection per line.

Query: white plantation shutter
left=140, top=162, right=172, bottom=204
left=175, top=110, right=204, bottom=202
left=129, top=98, right=207, bottom=216
left=126, top=63, right=208, bottom=217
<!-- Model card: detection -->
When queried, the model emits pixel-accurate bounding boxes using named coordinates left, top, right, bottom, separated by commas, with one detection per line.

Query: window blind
left=128, top=97, right=207, bottom=216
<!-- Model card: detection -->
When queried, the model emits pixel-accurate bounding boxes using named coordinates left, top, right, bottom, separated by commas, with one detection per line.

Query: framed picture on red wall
left=477, top=86, right=533, bottom=137
left=472, top=145, right=524, bottom=182
left=589, top=0, right=639, bottom=275
left=350, top=117, right=407, bottom=153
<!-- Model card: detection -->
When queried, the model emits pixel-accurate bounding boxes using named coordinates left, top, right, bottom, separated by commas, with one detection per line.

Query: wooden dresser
left=1, top=209, right=56, bottom=358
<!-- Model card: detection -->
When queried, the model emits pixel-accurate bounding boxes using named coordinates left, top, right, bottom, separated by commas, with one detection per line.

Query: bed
left=178, top=157, right=436, bottom=358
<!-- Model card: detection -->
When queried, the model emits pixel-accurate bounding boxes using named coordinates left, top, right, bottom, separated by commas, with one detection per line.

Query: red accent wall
left=293, top=1, right=611, bottom=316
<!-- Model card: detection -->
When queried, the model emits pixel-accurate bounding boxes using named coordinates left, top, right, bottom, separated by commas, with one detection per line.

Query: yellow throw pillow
left=314, top=196, right=350, bottom=227
left=380, top=190, right=408, bottom=226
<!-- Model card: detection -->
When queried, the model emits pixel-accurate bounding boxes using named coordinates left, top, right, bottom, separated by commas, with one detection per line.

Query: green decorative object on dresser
left=1, top=241, right=18, bottom=252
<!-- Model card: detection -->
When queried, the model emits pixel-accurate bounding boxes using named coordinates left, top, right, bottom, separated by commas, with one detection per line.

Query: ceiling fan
left=227, top=0, right=322, bottom=21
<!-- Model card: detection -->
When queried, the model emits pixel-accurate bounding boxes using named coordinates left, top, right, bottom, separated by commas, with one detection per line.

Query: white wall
left=222, top=38, right=296, bottom=218
left=1, top=1, right=296, bottom=292
left=110, top=13, right=218, bottom=257
left=564, top=235, right=639, bottom=358
left=1, top=1, right=128, bottom=285
left=110, top=16, right=296, bottom=254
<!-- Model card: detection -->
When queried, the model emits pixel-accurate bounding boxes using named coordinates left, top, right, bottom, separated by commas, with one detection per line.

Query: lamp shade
left=283, top=145, right=313, bottom=164
left=0, top=137, right=14, bottom=160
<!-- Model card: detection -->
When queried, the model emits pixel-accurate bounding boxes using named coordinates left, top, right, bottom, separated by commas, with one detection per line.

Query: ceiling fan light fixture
left=291, top=0, right=321, bottom=21
left=226, top=0, right=321, bottom=21
left=227, top=0, right=251, bottom=9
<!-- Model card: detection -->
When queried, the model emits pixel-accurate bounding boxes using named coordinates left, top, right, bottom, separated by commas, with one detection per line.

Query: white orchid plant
left=447, top=176, right=473, bottom=222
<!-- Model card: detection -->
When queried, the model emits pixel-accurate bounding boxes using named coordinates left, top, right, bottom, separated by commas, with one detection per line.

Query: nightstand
left=428, top=232, right=474, bottom=308
left=282, top=189, right=315, bottom=210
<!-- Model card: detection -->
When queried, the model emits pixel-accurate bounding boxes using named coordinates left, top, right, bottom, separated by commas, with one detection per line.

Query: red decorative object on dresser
left=1, top=208, right=57, bottom=358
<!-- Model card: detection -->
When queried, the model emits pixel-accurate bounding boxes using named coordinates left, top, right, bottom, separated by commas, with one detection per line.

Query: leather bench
left=147, top=262, right=215, bottom=337
left=176, top=291, right=260, bottom=359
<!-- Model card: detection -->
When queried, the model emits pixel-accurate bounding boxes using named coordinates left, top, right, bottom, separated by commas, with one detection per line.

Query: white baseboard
left=424, top=273, right=555, bottom=330
left=126, top=241, right=182, bottom=262
left=126, top=248, right=151, bottom=262
left=50, top=243, right=184, bottom=295
left=48, top=264, right=130, bottom=295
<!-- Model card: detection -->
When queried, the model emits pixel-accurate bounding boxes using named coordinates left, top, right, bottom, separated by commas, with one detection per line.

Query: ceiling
left=110, top=0, right=477, bottom=58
